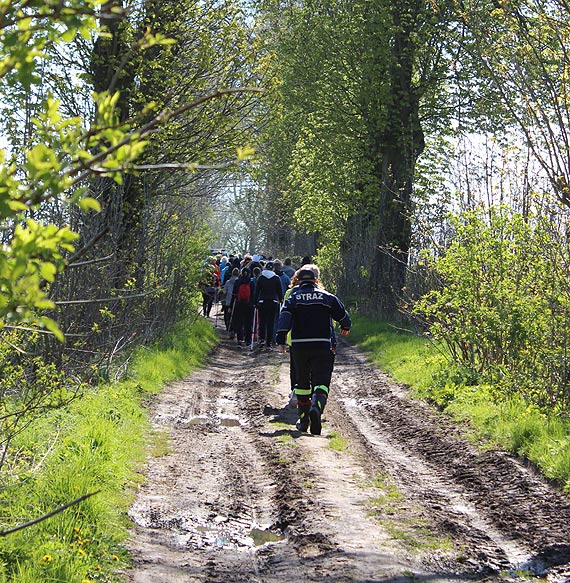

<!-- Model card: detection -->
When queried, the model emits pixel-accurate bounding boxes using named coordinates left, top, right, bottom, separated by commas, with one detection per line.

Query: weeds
left=0, top=317, right=217, bottom=582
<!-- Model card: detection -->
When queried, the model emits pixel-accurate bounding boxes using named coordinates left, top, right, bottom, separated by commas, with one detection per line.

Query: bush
left=414, top=207, right=570, bottom=412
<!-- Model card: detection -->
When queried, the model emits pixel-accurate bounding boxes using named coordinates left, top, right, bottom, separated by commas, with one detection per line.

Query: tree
left=255, top=0, right=453, bottom=314
left=451, top=0, right=570, bottom=206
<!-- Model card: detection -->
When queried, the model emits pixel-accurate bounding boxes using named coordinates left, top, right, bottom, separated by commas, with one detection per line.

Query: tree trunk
left=367, top=1, right=425, bottom=317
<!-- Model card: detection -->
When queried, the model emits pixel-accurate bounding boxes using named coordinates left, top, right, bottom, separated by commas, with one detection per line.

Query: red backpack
left=237, top=282, right=251, bottom=303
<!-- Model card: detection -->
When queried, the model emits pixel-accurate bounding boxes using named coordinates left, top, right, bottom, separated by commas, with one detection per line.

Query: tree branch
left=0, top=491, right=100, bottom=537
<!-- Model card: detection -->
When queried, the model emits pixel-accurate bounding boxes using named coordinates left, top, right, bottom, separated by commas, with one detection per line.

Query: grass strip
left=0, top=317, right=217, bottom=583
left=349, top=315, right=570, bottom=493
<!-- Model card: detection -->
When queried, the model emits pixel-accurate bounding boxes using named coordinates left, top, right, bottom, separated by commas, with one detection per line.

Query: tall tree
left=255, top=0, right=452, bottom=314
left=451, top=0, right=570, bottom=206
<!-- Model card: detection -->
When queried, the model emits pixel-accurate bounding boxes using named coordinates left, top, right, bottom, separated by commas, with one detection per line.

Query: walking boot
left=309, top=387, right=328, bottom=435
left=296, top=397, right=311, bottom=432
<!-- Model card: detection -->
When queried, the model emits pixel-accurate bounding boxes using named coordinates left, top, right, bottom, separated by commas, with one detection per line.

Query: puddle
left=188, top=416, right=210, bottom=425
left=187, top=415, right=242, bottom=427
left=250, top=528, right=285, bottom=546
left=219, top=416, right=241, bottom=427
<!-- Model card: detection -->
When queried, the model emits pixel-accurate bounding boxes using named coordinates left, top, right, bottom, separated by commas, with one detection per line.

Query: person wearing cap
left=276, top=264, right=351, bottom=435
left=254, top=261, right=284, bottom=350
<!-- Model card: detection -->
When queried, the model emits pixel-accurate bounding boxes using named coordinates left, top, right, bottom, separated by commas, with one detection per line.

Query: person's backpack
left=237, top=282, right=251, bottom=304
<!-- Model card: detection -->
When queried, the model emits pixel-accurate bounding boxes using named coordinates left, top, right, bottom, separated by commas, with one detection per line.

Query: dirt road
left=125, top=322, right=570, bottom=583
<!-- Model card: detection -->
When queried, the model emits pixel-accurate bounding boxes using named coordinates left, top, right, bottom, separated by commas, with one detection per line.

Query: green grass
left=382, top=522, right=453, bottom=552
left=367, top=473, right=404, bottom=515
left=366, top=473, right=453, bottom=553
left=328, top=431, right=348, bottom=452
left=349, top=315, right=570, bottom=493
left=0, top=317, right=217, bottom=583
left=348, top=315, right=440, bottom=390
left=277, top=434, right=295, bottom=447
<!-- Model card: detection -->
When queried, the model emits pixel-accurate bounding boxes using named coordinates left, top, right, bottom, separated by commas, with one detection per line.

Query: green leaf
left=77, top=197, right=101, bottom=212
left=40, top=316, right=64, bottom=342
left=40, top=262, right=57, bottom=282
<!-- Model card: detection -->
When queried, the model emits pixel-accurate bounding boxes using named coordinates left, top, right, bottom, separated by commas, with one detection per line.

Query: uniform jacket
left=276, top=282, right=351, bottom=349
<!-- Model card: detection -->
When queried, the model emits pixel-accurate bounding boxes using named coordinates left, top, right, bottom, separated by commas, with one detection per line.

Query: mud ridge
left=125, top=322, right=570, bottom=583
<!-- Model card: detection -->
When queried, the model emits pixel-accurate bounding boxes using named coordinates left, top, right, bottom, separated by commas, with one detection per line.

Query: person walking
left=282, top=257, right=296, bottom=278
left=221, top=267, right=239, bottom=335
left=199, top=257, right=220, bottom=317
left=254, top=261, right=283, bottom=350
left=276, top=265, right=351, bottom=435
left=231, top=267, right=254, bottom=346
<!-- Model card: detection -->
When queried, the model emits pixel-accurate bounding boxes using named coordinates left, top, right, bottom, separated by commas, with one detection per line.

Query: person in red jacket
left=231, top=268, right=254, bottom=346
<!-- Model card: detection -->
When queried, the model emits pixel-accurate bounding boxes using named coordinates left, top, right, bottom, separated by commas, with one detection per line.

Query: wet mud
left=125, top=317, right=570, bottom=583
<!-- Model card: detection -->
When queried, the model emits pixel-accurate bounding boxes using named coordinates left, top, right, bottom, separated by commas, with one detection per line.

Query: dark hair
left=241, top=267, right=250, bottom=277
left=253, top=266, right=261, bottom=276
left=232, top=267, right=239, bottom=276
left=301, top=255, right=312, bottom=266
left=284, top=257, right=292, bottom=266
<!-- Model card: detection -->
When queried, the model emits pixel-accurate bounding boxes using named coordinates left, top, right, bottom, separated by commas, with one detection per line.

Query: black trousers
left=291, top=346, right=335, bottom=391
left=257, top=301, right=279, bottom=346
left=232, top=303, right=253, bottom=343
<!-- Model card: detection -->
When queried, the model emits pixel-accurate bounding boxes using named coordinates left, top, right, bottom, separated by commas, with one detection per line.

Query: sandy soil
left=124, top=315, right=570, bottom=583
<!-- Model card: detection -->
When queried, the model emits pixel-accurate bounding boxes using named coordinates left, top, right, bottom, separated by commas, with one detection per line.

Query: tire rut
left=333, top=341, right=570, bottom=579
left=125, top=324, right=570, bottom=583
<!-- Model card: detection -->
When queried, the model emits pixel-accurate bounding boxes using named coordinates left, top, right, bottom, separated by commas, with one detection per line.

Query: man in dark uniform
left=276, top=266, right=351, bottom=435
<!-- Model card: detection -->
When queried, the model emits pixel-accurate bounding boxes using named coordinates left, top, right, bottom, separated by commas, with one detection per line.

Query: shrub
left=414, top=207, right=570, bottom=412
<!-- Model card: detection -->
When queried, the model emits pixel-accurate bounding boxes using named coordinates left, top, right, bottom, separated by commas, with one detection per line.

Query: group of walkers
left=200, top=252, right=352, bottom=435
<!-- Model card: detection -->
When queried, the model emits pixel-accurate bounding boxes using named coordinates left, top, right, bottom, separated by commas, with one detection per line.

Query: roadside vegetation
left=349, top=315, right=570, bottom=493
left=3, top=0, right=570, bottom=579
left=0, top=318, right=216, bottom=583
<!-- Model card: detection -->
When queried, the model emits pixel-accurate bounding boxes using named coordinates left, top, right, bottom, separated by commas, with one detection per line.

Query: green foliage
left=256, top=0, right=454, bottom=312
left=0, top=330, right=83, bottom=482
left=0, top=0, right=178, bottom=339
left=414, top=206, right=570, bottom=410
left=0, top=317, right=217, bottom=581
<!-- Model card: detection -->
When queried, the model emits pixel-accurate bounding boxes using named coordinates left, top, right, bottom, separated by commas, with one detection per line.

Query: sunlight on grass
left=277, top=434, right=295, bottom=447
left=349, top=315, right=439, bottom=390
left=382, top=522, right=454, bottom=553
left=0, top=317, right=217, bottom=582
left=349, top=314, right=570, bottom=492
left=367, top=473, right=404, bottom=515
left=328, top=431, right=348, bottom=451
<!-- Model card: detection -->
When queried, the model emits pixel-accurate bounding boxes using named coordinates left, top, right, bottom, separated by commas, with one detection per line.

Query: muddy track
left=125, top=320, right=570, bottom=583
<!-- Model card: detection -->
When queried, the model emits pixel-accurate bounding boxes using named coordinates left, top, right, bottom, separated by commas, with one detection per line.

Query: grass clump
left=383, top=522, right=454, bottom=553
left=367, top=473, right=404, bottom=515
left=349, top=315, right=570, bottom=493
left=328, top=431, right=348, bottom=452
left=0, top=317, right=216, bottom=582
left=366, top=473, right=453, bottom=553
